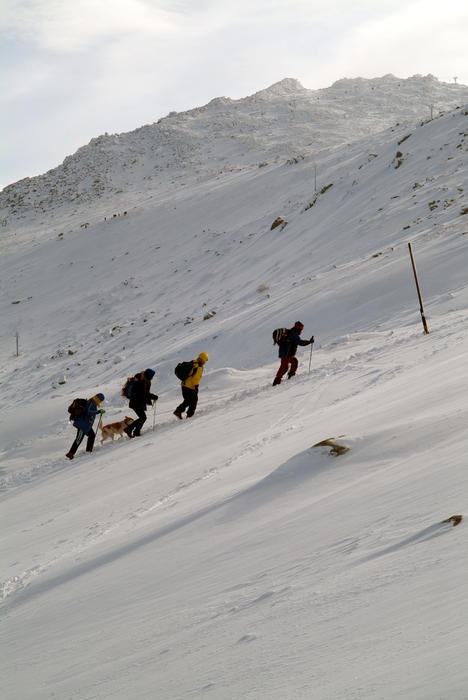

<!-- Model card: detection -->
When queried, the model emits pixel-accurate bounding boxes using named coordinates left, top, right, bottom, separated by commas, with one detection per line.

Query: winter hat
left=198, top=352, right=209, bottom=363
left=144, top=368, right=155, bottom=380
left=92, top=393, right=105, bottom=406
left=294, top=321, right=304, bottom=329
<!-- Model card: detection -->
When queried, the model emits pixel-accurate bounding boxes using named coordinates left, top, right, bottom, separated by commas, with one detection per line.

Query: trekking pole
left=308, top=341, right=314, bottom=373
left=152, top=400, right=157, bottom=431
left=408, top=242, right=429, bottom=334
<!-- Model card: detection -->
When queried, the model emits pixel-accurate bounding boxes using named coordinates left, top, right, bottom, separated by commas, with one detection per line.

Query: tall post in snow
left=15, top=331, right=19, bottom=356
left=408, top=243, right=429, bottom=334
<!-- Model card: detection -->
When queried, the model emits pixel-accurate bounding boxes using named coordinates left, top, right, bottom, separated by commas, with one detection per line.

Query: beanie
left=294, top=321, right=304, bottom=329
left=144, top=368, right=155, bottom=380
left=198, top=352, right=209, bottom=362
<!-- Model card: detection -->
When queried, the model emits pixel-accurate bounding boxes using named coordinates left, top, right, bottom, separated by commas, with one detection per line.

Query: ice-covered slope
left=1, top=78, right=467, bottom=700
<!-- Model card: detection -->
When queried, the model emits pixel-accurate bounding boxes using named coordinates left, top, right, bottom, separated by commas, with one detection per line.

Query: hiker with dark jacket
left=124, top=369, right=158, bottom=437
left=66, top=393, right=105, bottom=459
left=273, top=322, right=314, bottom=386
left=173, top=352, right=209, bottom=419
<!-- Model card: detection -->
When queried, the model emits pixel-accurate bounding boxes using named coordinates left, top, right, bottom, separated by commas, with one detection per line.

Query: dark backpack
left=174, top=361, right=196, bottom=381
left=68, top=398, right=87, bottom=421
left=272, top=328, right=289, bottom=346
left=121, top=376, right=139, bottom=399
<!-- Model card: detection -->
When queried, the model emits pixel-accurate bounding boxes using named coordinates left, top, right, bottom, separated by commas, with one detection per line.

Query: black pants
left=128, top=405, right=147, bottom=436
left=177, top=386, right=198, bottom=417
left=69, top=428, right=95, bottom=455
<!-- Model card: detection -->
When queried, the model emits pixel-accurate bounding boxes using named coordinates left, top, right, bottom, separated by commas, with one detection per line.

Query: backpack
left=272, top=328, right=289, bottom=346
left=68, top=397, right=87, bottom=421
left=121, top=376, right=139, bottom=399
left=174, top=361, right=196, bottom=381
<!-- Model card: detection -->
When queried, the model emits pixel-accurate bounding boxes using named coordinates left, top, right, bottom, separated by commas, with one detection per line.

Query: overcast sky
left=1, top=0, right=468, bottom=190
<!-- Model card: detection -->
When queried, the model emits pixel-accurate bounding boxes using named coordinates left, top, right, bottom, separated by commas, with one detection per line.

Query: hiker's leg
left=132, top=407, right=147, bottom=436
left=287, top=357, right=298, bottom=377
left=86, top=428, right=96, bottom=452
left=69, top=429, right=85, bottom=455
left=186, top=388, right=198, bottom=417
left=177, top=386, right=192, bottom=414
left=276, top=357, right=291, bottom=379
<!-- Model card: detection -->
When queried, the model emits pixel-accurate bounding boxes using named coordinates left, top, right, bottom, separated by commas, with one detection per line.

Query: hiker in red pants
left=273, top=322, right=314, bottom=386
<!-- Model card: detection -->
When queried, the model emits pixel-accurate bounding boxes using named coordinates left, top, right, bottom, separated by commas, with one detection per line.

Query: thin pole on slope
left=152, top=400, right=157, bottom=431
left=408, top=242, right=429, bottom=334
left=308, top=341, right=314, bottom=373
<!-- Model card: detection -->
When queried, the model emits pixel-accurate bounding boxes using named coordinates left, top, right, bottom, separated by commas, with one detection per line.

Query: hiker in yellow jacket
left=173, top=352, right=209, bottom=419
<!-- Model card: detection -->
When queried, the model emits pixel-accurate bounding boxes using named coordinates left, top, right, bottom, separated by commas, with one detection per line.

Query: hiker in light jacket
left=173, top=352, right=209, bottom=419
left=273, top=322, right=314, bottom=386
left=124, top=369, right=158, bottom=437
left=66, top=393, right=105, bottom=459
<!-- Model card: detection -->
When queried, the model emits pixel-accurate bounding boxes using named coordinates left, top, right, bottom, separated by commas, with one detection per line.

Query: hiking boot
left=272, top=377, right=282, bottom=386
left=124, top=426, right=134, bottom=438
left=65, top=452, right=74, bottom=460
left=287, top=372, right=296, bottom=379
left=173, top=409, right=183, bottom=419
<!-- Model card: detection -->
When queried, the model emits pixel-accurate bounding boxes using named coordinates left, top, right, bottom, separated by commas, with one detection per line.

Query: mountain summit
left=1, top=74, right=467, bottom=219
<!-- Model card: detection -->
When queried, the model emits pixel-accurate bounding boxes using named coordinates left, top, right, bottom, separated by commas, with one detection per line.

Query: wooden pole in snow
left=408, top=242, right=429, bottom=334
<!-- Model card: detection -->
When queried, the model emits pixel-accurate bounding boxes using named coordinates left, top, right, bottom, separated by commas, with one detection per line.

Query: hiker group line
left=66, top=352, right=210, bottom=459
left=65, top=320, right=314, bottom=460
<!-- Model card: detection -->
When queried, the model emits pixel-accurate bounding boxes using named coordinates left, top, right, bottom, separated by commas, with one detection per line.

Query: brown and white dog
left=100, top=416, right=134, bottom=444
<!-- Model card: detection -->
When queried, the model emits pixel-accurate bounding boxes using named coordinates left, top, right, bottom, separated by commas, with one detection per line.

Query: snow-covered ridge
left=1, top=74, right=467, bottom=220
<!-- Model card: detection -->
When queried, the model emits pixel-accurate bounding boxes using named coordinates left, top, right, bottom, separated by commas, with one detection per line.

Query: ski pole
left=308, top=341, right=314, bottom=373
left=152, top=400, right=157, bottom=431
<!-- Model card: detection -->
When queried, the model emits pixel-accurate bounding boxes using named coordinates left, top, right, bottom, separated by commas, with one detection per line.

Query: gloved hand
left=309, top=336, right=314, bottom=344
left=99, top=409, right=106, bottom=414
left=151, top=394, right=158, bottom=401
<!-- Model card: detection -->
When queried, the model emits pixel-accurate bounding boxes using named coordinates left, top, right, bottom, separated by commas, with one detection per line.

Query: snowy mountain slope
left=1, top=77, right=468, bottom=700
left=1, top=101, right=467, bottom=412
left=1, top=74, right=467, bottom=219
